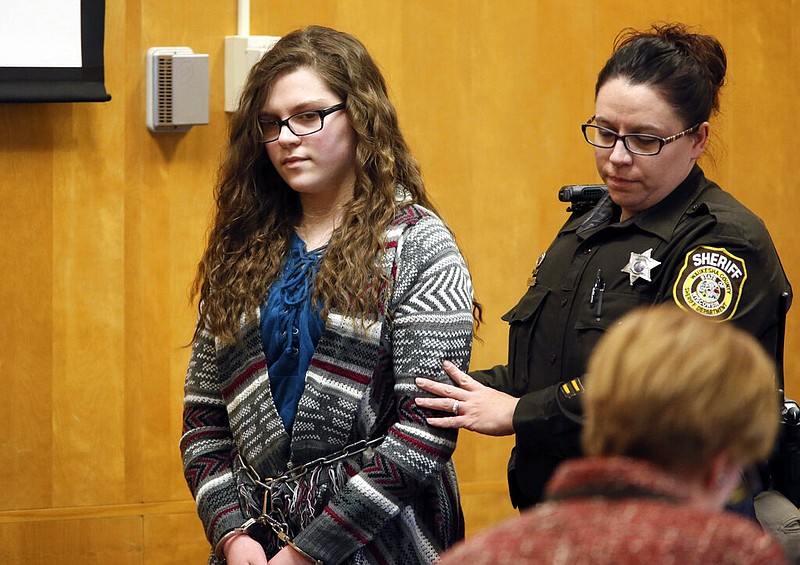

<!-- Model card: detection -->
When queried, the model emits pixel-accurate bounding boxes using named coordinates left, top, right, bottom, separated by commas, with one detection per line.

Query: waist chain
left=233, top=436, right=385, bottom=563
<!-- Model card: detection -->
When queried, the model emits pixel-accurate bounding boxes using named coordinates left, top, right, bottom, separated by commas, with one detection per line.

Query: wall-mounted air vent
left=146, top=47, right=209, bottom=133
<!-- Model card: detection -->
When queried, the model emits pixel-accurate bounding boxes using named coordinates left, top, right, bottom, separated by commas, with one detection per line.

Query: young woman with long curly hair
left=180, top=25, right=477, bottom=565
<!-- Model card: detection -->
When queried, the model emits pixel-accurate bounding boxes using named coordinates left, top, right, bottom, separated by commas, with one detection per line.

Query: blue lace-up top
left=259, top=233, right=326, bottom=432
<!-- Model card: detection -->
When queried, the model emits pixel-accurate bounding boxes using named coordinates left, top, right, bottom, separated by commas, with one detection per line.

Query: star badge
left=621, top=248, right=661, bottom=285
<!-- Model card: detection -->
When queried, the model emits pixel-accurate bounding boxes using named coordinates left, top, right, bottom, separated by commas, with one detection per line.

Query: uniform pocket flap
left=502, top=286, right=550, bottom=324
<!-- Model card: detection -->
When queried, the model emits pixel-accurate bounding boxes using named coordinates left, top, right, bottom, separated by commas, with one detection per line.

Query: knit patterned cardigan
left=180, top=204, right=474, bottom=564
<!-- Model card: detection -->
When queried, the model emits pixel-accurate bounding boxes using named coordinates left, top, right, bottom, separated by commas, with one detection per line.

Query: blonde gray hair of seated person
left=582, top=304, right=779, bottom=479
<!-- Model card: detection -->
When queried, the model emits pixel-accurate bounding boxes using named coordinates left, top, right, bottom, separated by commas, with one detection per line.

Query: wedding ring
left=451, top=400, right=459, bottom=415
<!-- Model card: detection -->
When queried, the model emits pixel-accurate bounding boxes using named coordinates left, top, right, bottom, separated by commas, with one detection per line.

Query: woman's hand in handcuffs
left=223, top=534, right=269, bottom=565
left=225, top=535, right=316, bottom=565
left=268, top=545, right=317, bottom=564
left=415, top=361, right=518, bottom=436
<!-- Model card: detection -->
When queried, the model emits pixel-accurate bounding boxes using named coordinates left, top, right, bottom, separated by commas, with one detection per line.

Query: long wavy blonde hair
left=192, top=26, right=447, bottom=343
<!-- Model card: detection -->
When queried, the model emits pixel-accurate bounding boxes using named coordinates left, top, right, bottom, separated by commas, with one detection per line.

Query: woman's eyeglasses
left=257, top=102, right=346, bottom=143
left=581, top=115, right=700, bottom=156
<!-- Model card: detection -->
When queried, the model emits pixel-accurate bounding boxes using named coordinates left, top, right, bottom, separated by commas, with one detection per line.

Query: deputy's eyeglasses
left=257, top=102, right=346, bottom=143
left=581, top=115, right=700, bottom=156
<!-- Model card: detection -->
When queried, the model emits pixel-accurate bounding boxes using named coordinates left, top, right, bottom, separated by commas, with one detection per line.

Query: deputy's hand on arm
left=415, top=360, right=518, bottom=436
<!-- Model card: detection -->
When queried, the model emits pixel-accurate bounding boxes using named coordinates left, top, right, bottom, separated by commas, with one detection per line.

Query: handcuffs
left=214, top=514, right=322, bottom=564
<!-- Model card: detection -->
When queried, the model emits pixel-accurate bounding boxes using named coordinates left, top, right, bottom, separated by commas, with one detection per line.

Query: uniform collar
left=575, top=165, right=707, bottom=241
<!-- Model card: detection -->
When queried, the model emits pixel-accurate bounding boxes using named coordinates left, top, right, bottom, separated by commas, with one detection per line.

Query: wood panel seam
left=0, top=500, right=198, bottom=524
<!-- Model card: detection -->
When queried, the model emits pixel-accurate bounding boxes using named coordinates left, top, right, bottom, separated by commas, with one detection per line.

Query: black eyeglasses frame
left=581, top=115, right=701, bottom=156
left=257, top=102, right=347, bottom=143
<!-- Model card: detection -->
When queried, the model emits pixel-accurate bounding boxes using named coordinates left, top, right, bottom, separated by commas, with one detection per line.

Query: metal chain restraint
left=234, top=436, right=385, bottom=564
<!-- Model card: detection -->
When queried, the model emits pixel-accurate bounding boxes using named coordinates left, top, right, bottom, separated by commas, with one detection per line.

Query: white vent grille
left=156, top=55, right=173, bottom=126
left=146, top=46, right=208, bottom=133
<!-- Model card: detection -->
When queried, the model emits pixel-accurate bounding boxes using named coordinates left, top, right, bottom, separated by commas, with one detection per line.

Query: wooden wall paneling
left=144, top=512, right=211, bottom=564
left=0, top=105, right=56, bottom=511
left=51, top=99, right=128, bottom=511
left=46, top=0, right=129, bottom=511
left=137, top=132, right=182, bottom=505
left=0, top=516, right=143, bottom=564
left=253, top=0, right=338, bottom=34
left=121, top=0, right=148, bottom=508
left=724, top=1, right=800, bottom=395
left=135, top=0, right=183, bottom=506
left=788, top=0, right=800, bottom=397
left=458, top=480, right=520, bottom=535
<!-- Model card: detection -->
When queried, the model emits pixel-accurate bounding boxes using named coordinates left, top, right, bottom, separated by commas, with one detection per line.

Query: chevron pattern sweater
left=180, top=204, right=474, bottom=564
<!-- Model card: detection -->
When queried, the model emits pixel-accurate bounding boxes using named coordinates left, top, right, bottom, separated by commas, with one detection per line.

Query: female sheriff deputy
left=416, top=22, right=792, bottom=510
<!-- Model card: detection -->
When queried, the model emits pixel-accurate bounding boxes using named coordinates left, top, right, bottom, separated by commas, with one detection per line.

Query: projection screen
left=0, top=0, right=110, bottom=103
